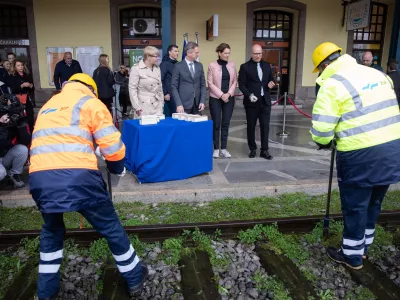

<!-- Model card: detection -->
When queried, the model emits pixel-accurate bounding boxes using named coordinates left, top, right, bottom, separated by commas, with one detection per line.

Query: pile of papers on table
left=172, top=113, right=208, bottom=122
left=139, top=114, right=165, bottom=125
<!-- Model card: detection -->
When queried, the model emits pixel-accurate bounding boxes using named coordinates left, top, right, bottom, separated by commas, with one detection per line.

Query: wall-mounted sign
left=129, top=49, right=144, bottom=67
left=129, top=49, right=162, bottom=66
left=206, top=14, right=219, bottom=41
left=0, top=39, right=29, bottom=46
left=46, top=47, right=74, bottom=86
left=347, top=0, right=371, bottom=31
left=76, top=46, right=103, bottom=77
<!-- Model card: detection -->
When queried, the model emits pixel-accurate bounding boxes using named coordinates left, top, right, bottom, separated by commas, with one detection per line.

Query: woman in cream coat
left=129, top=46, right=164, bottom=117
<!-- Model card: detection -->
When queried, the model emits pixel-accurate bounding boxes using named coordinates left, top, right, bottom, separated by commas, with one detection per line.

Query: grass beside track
left=1, top=190, right=400, bottom=231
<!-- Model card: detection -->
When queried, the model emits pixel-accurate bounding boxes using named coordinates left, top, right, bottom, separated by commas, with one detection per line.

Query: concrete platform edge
left=2, top=182, right=400, bottom=208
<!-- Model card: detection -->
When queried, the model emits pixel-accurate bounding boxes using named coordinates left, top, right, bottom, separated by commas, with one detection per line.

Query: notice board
left=46, top=47, right=74, bottom=86
left=76, top=46, right=103, bottom=77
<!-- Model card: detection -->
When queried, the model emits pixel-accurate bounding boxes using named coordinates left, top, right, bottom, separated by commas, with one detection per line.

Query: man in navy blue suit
left=239, top=44, right=275, bottom=159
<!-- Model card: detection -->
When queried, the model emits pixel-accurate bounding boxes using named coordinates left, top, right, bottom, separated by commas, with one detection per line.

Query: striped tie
left=257, top=63, right=264, bottom=96
left=189, top=63, right=195, bottom=79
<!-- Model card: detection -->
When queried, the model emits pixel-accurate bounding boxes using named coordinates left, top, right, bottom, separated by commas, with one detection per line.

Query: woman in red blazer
left=207, top=43, right=237, bottom=158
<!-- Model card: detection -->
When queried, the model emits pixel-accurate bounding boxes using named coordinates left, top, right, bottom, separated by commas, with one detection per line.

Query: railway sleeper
left=255, top=242, right=318, bottom=300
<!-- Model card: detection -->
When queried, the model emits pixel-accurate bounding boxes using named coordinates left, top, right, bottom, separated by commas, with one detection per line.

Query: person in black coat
left=115, top=65, right=129, bottom=115
left=238, top=44, right=275, bottom=159
left=160, top=45, right=179, bottom=116
left=0, top=95, right=31, bottom=188
left=387, top=60, right=400, bottom=105
left=0, top=61, right=11, bottom=95
left=93, top=54, right=115, bottom=112
left=53, top=52, right=82, bottom=90
left=8, top=60, right=35, bottom=132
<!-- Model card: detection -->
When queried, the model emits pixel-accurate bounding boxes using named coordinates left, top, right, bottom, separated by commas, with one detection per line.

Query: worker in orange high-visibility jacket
left=29, top=73, right=148, bottom=300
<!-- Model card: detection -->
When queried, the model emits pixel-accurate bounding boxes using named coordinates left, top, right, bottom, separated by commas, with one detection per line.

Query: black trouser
left=184, top=99, right=200, bottom=115
left=100, top=97, right=113, bottom=114
left=209, top=96, right=235, bottom=149
left=245, top=104, right=271, bottom=151
left=119, top=93, right=129, bottom=114
left=25, top=98, right=35, bottom=133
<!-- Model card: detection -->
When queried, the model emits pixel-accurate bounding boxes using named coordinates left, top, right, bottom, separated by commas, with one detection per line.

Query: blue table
left=122, top=118, right=213, bottom=183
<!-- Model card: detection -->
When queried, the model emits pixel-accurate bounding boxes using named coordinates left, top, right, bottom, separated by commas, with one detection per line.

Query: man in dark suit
left=171, top=42, right=206, bottom=114
left=387, top=59, right=400, bottom=104
left=53, top=52, right=83, bottom=90
left=239, top=44, right=275, bottom=159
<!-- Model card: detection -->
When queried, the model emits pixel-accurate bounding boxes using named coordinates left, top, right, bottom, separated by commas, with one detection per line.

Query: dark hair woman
left=8, top=60, right=35, bottom=132
left=207, top=43, right=237, bottom=158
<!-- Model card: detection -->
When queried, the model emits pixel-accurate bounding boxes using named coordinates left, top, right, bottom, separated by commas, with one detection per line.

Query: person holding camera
left=8, top=60, right=35, bottom=132
left=0, top=96, right=31, bottom=188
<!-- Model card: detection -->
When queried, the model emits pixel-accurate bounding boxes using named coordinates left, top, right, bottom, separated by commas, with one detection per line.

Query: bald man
left=362, top=51, right=383, bottom=72
left=53, top=52, right=83, bottom=90
left=238, top=44, right=275, bottom=159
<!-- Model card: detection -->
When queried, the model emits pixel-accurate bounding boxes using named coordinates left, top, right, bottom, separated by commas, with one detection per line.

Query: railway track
left=1, top=211, right=400, bottom=300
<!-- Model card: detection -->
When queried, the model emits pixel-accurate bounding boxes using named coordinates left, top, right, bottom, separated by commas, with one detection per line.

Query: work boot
left=327, top=247, right=363, bottom=270
left=129, top=261, right=149, bottom=296
left=8, top=174, right=25, bottom=188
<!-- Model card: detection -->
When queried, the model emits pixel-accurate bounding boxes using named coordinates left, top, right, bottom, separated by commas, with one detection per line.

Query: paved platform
left=2, top=106, right=398, bottom=207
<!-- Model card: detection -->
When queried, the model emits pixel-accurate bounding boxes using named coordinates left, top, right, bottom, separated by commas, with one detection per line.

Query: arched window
left=253, top=11, right=292, bottom=40
left=352, top=2, right=387, bottom=65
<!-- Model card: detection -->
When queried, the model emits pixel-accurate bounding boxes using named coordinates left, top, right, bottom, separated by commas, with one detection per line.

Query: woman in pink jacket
left=207, top=43, right=237, bottom=158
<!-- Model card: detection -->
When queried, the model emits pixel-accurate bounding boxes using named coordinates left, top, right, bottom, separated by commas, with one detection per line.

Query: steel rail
left=1, top=210, right=400, bottom=250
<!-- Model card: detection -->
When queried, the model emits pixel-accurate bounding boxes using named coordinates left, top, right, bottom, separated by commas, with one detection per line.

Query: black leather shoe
left=260, top=150, right=273, bottom=160
left=129, top=261, right=149, bottom=296
left=248, top=150, right=256, bottom=158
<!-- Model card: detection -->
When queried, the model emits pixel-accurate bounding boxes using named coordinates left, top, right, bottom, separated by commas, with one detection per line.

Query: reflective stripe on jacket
left=311, top=54, right=400, bottom=152
left=29, top=82, right=125, bottom=173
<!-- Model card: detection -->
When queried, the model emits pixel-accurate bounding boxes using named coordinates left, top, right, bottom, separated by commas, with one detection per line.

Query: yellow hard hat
left=312, top=42, right=342, bottom=73
left=69, top=73, right=98, bottom=96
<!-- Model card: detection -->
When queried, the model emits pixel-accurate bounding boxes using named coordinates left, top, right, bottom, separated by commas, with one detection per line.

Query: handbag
left=16, top=93, right=27, bottom=104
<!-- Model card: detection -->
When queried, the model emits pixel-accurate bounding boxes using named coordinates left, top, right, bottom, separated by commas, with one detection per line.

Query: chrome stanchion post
left=277, top=92, right=290, bottom=137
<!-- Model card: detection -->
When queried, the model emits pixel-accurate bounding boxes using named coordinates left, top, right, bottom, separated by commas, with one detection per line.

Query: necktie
left=189, top=62, right=195, bottom=79
left=257, top=63, right=264, bottom=96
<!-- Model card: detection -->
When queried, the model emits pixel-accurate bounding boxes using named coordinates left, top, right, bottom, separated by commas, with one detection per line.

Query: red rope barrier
left=287, top=97, right=312, bottom=119
left=272, top=96, right=284, bottom=106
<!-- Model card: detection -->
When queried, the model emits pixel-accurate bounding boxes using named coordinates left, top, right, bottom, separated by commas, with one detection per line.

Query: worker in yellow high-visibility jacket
left=29, top=73, right=147, bottom=299
left=310, top=42, right=400, bottom=270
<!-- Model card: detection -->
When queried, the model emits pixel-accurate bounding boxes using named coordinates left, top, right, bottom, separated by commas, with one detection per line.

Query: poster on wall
left=347, top=0, right=371, bottom=31
left=46, top=47, right=74, bottom=86
left=129, top=49, right=144, bottom=67
left=129, top=49, right=162, bottom=67
left=76, top=46, right=103, bottom=76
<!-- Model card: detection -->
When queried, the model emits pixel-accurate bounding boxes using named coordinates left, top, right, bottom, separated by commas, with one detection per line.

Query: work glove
left=95, top=147, right=105, bottom=160
left=249, top=93, right=258, bottom=103
left=316, top=140, right=335, bottom=150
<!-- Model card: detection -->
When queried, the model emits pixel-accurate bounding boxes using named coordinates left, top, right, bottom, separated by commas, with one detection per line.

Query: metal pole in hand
left=277, top=92, right=290, bottom=137
left=107, top=170, right=113, bottom=200
left=323, top=147, right=336, bottom=239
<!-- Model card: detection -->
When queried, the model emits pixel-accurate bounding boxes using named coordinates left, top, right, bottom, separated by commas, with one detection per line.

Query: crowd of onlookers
left=0, top=46, right=399, bottom=189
